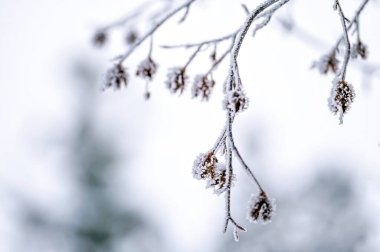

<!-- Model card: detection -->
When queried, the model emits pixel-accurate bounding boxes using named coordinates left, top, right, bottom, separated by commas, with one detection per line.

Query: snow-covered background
left=1, top=0, right=379, bottom=251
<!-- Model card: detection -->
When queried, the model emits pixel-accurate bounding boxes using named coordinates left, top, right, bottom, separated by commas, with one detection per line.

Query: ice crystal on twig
left=192, top=74, right=215, bottom=101
left=103, top=63, right=128, bottom=90
left=136, top=57, right=158, bottom=81
left=165, top=67, right=188, bottom=95
left=248, top=191, right=275, bottom=224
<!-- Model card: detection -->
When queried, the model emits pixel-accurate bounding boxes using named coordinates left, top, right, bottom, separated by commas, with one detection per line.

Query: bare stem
left=205, top=38, right=236, bottom=76
left=98, top=0, right=154, bottom=32
left=233, top=145, right=264, bottom=192
left=117, top=0, right=197, bottom=64
left=161, top=31, right=237, bottom=49
left=184, top=44, right=203, bottom=69
left=335, top=0, right=350, bottom=80
left=331, top=0, right=370, bottom=53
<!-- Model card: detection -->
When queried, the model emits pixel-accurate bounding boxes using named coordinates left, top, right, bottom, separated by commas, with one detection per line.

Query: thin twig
left=232, top=145, right=264, bottom=192
left=205, top=37, right=236, bottom=76
left=98, top=0, right=154, bottom=32
left=184, top=44, right=203, bottom=69
left=161, top=31, right=237, bottom=49
left=117, top=0, right=197, bottom=64
left=335, top=0, right=350, bottom=80
left=331, top=0, right=370, bottom=53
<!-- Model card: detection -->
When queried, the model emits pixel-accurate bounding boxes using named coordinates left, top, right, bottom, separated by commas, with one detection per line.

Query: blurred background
left=1, top=0, right=380, bottom=251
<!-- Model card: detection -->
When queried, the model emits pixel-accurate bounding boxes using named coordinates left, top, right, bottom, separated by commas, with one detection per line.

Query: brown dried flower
left=136, top=57, right=158, bottom=81
left=313, top=53, right=339, bottom=74
left=103, top=63, right=128, bottom=90
left=248, top=191, right=275, bottom=224
left=329, top=79, right=355, bottom=124
left=192, top=74, right=215, bottom=101
left=192, top=152, right=228, bottom=195
left=165, top=67, right=188, bottom=95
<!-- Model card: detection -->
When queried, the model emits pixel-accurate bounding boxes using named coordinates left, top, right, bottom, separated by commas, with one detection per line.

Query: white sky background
left=0, top=0, right=380, bottom=251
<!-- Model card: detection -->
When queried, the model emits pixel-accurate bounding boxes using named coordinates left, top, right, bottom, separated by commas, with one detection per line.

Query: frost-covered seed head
left=165, top=67, right=188, bottom=95
left=192, top=75, right=215, bottom=101
left=136, top=57, right=158, bottom=81
left=329, top=79, right=355, bottom=123
left=192, top=152, right=228, bottom=195
left=223, top=89, right=249, bottom=113
left=103, top=63, right=128, bottom=90
left=351, top=41, right=368, bottom=60
left=313, top=53, right=339, bottom=75
left=248, top=191, right=275, bottom=224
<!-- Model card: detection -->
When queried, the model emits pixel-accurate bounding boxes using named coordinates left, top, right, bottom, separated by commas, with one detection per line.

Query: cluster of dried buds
left=93, top=29, right=139, bottom=48
left=102, top=40, right=228, bottom=101
left=193, top=150, right=275, bottom=223
left=312, top=0, right=370, bottom=124
left=102, top=56, right=159, bottom=96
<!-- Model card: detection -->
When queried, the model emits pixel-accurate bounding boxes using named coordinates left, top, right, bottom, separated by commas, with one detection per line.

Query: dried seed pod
left=247, top=191, right=275, bottom=224
left=329, top=79, right=355, bottom=123
left=136, top=57, right=158, bottom=81
left=93, top=30, right=107, bottom=47
left=192, top=152, right=228, bottom=195
left=192, top=75, right=215, bottom=101
left=313, top=53, right=339, bottom=75
left=165, top=67, right=188, bottom=95
left=223, top=89, right=249, bottom=113
left=103, top=63, right=128, bottom=90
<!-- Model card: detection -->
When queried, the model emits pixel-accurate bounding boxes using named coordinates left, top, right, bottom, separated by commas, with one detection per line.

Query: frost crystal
left=328, top=79, right=355, bottom=124
left=192, top=74, right=215, bottom=101
left=247, top=192, right=275, bottom=224
left=233, top=227, right=239, bottom=242
left=136, top=57, right=158, bottom=81
left=103, top=63, right=128, bottom=90
left=165, top=67, right=188, bottom=95
left=223, top=89, right=249, bottom=113
left=192, top=152, right=228, bottom=195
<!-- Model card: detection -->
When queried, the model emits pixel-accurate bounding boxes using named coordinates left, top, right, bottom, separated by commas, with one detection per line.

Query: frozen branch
left=94, top=0, right=374, bottom=242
